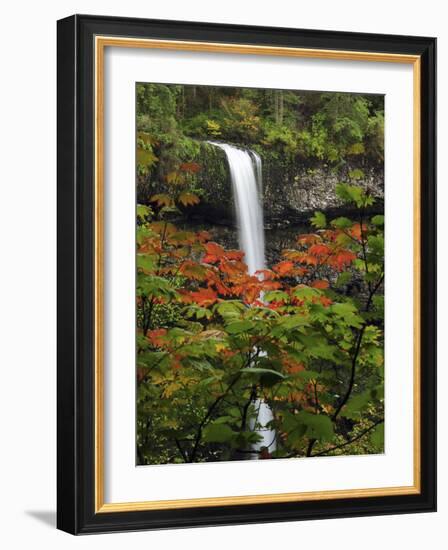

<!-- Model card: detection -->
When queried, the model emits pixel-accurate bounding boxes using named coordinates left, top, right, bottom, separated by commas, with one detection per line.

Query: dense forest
left=136, top=83, right=384, bottom=465
left=137, top=83, right=384, bottom=170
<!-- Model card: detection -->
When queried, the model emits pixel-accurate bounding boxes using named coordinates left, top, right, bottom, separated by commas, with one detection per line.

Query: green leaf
left=331, top=216, right=353, bottom=229
left=296, top=370, right=321, bottom=382
left=331, top=302, right=364, bottom=328
left=137, top=351, right=169, bottom=369
left=370, top=423, right=384, bottom=450
left=287, top=425, right=308, bottom=445
left=296, top=411, right=334, bottom=442
left=279, top=314, right=310, bottom=329
left=225, top=320, right=254, bottom=334
left=335, top=271, right=352, bottom=288
left=335, top=183, right=372, bottom=208
left=342, top=392, right=371, bottom=419
left=310, top=211, right=326, bottom=229
left=263, top=290, right=289, bottom=303
left=137, top=204, right=152, bottom=218
left=371, top=214, right=384, bottom=226
left=292, top=286, right=319, bottom=300
left=137, top=274, right=178, bottom=299
left=215, top=301, right=246, bottom=320
left=348, top=168, right=365, bottom=180
left=202, top=423, right=236, bottom=443
left=241, top=367, right=286, bottom=379
left=137, top=254, right=156, bottom=272
left=367, top=234, right=384, bottom=255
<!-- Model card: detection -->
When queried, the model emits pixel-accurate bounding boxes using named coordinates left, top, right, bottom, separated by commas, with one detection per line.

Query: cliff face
left=142, top=143, right=384, bottom=227
left=261, top=160, right=384, bottom=226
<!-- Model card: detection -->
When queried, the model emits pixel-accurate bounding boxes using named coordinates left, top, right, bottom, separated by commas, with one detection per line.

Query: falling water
left=208, top=142, right=277, bottom=458
left=210, top=143, right=266, bottom=275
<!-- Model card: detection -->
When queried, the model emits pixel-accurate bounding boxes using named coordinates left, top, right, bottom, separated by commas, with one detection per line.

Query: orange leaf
left=202, top=241, right=226, bottom=263
left=243, top=285, right=261, bottom=304
left=329, top=249, right=357, bottom=270
left=225, top=249, right=245, bottom=262
left=147, top=328, right=168, bottom=347
left=308, top=244, right=332, bottom=257
left=349, top=223, right=367, bottom=241
left=297, top=233, right=322, bottom=245
left=254, top=269, right=278, bottom=280
left=283, top=358, right=305, bottom=374
left=282, top=250, right=305, bottom=262
left=300, top=254, right=318, bottom=266
left=219, top=260, right=247, bottom=276
left=273, top=260, right=295, bottom=276
left=179, top=162, right=201, bottom=173
left=311, top=279, right=329, bottom=289
left=320, top=296, right=333, bottom=307
left=260, top=280, right=282, bottom=291
left=186, top=287, right=218, bottom=306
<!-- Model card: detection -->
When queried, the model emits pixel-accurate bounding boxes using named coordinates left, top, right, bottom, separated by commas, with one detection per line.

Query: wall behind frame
left=0, top=0, right=443, bottom=548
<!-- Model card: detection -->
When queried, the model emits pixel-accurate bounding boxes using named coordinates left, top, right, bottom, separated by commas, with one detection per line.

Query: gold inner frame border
left=94, top=36, right=421, bottom=513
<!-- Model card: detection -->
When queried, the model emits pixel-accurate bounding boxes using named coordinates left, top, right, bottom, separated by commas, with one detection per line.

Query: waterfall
left=208, top=142, right=276, bottom=458
left=210, top=143, right=266, bottom=275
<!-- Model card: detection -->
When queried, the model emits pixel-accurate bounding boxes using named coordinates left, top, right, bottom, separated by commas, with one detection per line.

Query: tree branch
left=175, top=438, right=188, bottom=462
left=313, top=418, right=384, bottom=457
left=188, top=371, right=244, bottom=462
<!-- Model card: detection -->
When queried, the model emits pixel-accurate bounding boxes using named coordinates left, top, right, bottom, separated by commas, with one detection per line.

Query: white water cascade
left=208, top=142, right=277, bottom=458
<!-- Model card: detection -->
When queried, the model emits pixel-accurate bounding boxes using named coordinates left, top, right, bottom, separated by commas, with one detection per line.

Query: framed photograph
left=57, top=14, right=436, bottom=534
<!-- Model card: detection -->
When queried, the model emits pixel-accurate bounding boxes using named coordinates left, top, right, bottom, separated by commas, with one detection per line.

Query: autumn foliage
left=137, top=174, right=384, bottom=464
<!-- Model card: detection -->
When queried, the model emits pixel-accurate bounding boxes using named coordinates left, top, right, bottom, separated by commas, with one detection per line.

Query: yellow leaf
left=178, top=192, right=200, bottom=207
left=150, top=194, right=174, bottom=208
left=215, top=343, right=228, bottom=353
left=162, top=382, right=181, bottom=398
left=165, top=171, right=183, bottom=185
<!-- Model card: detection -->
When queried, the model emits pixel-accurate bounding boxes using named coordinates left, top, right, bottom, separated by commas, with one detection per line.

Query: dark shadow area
left=26, top=510, right=56, bottom=528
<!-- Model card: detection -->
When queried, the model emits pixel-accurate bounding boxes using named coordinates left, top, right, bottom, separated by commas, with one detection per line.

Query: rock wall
left=141, top=142, right=384, bottom=227
left=261, top=159, right=384, bottom=227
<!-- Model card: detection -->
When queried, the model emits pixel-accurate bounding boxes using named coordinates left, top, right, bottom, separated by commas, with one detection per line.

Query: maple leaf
left=297, top=233, right=322, bottom=245
left=261, top=280, right=282, bottom=291
left=186, top=287, right=218, bottom=306
left=150, top=193, right=174, bottom=208
left=349, top=223, right=367, bottom=241
left=319, top=295, right=333, bottom=307
left=179, top=162, right=201, bottom=173
left=147, top=328, right=168, bottom=347
left=300, top=254, right=319, bottom=266
left=273, top=260, right=295, bottom=276
left=178, top=192, right=200, bottom=207
left=219, top=260, right=247, bottom=276
left=311, top=279, right=330, bottom=289
left=165, top=171, right=185, bottom=185
left=254, top=269, right=277, bottom=280
left=202, top=241, right=226, bottom=263
left=308, top=243, right=332, bottom=257
left=243, top=285, right=261, bottom=304
left=196, top=230, right=212, bottom=242
left=225, top=250, right=245, bottom=262
left=282, top=250, right=305, bottom=262
left=329, top=249, right=357, bottom=270
left=179, top=260, right=207, bottom=280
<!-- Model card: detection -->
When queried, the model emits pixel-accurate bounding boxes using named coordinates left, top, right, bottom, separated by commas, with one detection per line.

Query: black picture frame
left=57, top=14, right=436, bottom=535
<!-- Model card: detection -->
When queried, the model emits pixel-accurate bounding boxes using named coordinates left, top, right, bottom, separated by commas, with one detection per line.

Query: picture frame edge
left=56, top=14, right=437, bottom=535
